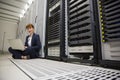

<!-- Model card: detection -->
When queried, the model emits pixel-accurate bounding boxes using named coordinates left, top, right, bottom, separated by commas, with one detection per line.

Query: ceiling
left=0, top=0, right=32, bottom=23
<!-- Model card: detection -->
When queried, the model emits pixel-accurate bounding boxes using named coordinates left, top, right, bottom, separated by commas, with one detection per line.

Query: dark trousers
left=8, top=47, right=38, bottom=59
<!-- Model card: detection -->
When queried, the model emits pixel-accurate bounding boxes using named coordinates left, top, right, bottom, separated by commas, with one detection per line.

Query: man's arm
left=31, top=35, right=41, bottom=51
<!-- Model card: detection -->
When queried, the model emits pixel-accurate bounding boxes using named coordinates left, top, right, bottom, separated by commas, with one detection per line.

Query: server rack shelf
left=98, top=0, right=120, bottom=69
left=46, top=0, right=66, bottom=60
left=67, top=0, right=97, bottom=62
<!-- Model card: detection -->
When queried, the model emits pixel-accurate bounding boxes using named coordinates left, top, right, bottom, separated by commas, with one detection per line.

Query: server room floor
left=0, top=53, right=120, bottom=80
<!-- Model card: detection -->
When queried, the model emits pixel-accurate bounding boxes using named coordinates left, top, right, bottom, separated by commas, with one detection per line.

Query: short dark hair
left=26, top=24, right=34, bottom=29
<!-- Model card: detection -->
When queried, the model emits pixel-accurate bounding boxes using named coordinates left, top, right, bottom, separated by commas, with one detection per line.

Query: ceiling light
left=19, top=0, right=35, bottom=19
left=20, top=14, right=23, bottom=18
left=28, top=0, right=34, bottom=5
left=21, top=10, right=25, bottom=14
left=24, top=4, right=29, bottom=10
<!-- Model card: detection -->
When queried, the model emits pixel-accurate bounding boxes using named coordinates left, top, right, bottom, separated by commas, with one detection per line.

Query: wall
left=0, top=20, right=18, bottom=52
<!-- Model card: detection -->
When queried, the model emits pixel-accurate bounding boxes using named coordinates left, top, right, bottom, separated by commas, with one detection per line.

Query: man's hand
left=24, top=46, right=28, bottom=49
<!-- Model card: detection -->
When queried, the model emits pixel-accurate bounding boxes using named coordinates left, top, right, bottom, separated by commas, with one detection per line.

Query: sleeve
left=24, top=36, right=28, bottom=46
left=31, top=35, right=41, bottom=51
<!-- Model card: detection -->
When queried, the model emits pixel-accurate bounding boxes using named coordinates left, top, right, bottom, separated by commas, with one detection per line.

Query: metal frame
left=44, top=0, right=49, bottom=59
left=91, top=0, right=102, bottom=64
left=59, top=0, right=67, bottom=60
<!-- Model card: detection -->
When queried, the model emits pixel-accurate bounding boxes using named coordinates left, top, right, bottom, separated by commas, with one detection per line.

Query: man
left=8, top=24, right=41, bottom=59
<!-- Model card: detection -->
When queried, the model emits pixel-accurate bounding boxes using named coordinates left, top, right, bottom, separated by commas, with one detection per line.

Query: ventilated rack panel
left=49, top=0, right=60, bottom=8
left=99, top=0, right=120, bottom=42
left=48, top=0, right=61, bottom=45
left=40, top=68, right=120, bottom=80
left=68, top=0, right=93, bottom=47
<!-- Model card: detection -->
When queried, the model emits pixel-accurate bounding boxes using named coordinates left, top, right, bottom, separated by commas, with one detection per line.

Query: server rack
left=98, top=0, right=120, bottom=69
left=67, top=0, right=101, bottom=64
left=45, top=0, right=66, bottom=60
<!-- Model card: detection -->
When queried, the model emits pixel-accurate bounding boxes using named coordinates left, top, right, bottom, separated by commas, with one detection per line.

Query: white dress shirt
left=28, top=35, right=32, bottom=47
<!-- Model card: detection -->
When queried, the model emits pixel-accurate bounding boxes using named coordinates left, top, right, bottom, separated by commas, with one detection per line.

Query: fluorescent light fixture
left=21, top=10, right=25, bottom=14
left=20, top=14, right=23, bottom=18
left=20, top=10, right=25, bottom=18
left=28, top=0, right=33, bottom=5
left=19, top=0, right=34, bottom=19
left=24, top=4, right=29, bottom=10
left=19, top=4, right=28, bottom=18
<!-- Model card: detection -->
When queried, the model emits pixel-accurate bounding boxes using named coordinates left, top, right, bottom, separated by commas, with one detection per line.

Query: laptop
left=8, top=39, right=25, bottom=51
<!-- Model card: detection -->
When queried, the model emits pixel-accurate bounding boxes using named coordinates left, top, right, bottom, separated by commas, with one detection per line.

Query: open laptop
left=8, top=39, right=25, bottom=51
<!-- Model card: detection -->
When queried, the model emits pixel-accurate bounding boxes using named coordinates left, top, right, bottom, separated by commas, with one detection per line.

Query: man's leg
left=23, top=47, right=38, bottom=59
left=8, top=47, right=22, bottom=59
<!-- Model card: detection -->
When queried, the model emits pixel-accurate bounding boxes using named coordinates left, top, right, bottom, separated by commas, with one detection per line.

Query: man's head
left=26, top=24, right=34, bottom=35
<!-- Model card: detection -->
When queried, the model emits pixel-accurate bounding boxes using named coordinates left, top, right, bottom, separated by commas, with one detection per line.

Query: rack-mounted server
left=45, top=0, right=66, bottom=60
left=98, top=0, right=120, bottom=69
left=67, top=0, right=100, bottom=63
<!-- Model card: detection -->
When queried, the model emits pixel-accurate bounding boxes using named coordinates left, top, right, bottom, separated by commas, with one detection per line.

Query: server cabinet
left=67, top=0, right=100, bottom=63
left=45, top=0, right=66, bottom=60
left=98, top=0, right=120, bottom=69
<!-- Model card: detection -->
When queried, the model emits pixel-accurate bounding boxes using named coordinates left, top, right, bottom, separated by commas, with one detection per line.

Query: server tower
left=45, top=0, right=66, bottom=60
left=98, top=0, right=120, bottom=69
left=67, top=0, right=101, bottom=63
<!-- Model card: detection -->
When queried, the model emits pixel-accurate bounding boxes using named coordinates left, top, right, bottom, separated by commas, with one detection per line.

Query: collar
left=29, top=33, right=34, bottom=37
